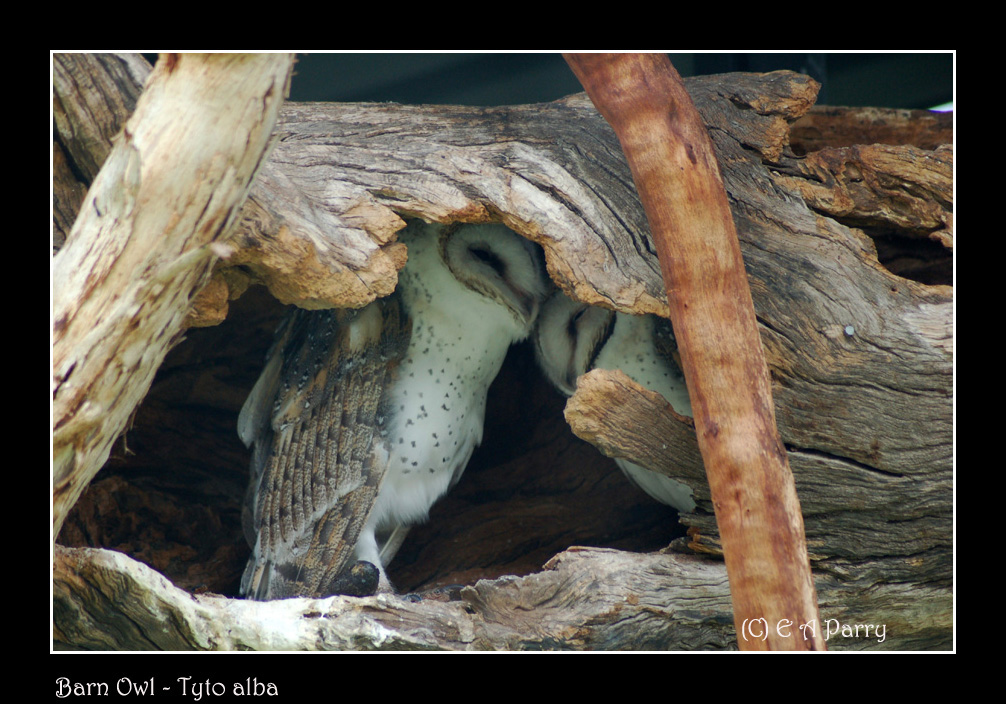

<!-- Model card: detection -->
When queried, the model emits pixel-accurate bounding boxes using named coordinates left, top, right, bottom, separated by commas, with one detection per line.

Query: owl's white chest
left=373, top=315, right=502, bottom=528
left=368, top=233, right=526, bottom=531
left=595, top=315, right=692, bottom=418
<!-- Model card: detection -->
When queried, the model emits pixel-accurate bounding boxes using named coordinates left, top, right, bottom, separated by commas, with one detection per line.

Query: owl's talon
left=322, top=560, right=381, bottom=598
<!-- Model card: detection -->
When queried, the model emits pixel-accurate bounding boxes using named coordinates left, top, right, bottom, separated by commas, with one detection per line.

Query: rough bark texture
left=52, top=54, right=295, bottom=538
left=52, top=53, right=152, bottom=250
left=54, top=544, right=738, bottom=651
left=789, top=105, right=953, bottom=155
left=565, top=52, right=823, bottom=650
left=52, top=55, right=953, bottom=651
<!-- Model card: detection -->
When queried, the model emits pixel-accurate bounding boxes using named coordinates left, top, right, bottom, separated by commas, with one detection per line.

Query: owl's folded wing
left=238, top=297, right=410, bottom=600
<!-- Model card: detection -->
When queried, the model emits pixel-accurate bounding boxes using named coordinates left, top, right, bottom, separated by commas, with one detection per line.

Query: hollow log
left=52, top=55, right=953, bottom=651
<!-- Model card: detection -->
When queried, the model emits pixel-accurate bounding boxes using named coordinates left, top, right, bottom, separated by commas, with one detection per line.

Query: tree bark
left=52, top=53, right=152, bottom=249
left=52, top=54, right=294, bottom=539
left=51, top=57, right=952, bottom=650
left=564, top=52, right=823, bottom=651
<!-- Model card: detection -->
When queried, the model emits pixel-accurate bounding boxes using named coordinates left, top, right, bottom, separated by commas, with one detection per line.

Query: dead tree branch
left=564, top=52, right=823, bottom=650
left=52, top=54, right=294, bottom=538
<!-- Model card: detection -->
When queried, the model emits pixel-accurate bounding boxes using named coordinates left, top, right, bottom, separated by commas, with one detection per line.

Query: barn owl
left=238, top=221, right=549, bottom=599
left=533, top=291, right=697, bottom=513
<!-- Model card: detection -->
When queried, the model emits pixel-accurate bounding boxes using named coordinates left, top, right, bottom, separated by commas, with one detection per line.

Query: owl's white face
left=533, top=290, right=696, bottom=512
left=534, top=292, right=616, bottom=396
left=441, top=225, right=548, bottom=331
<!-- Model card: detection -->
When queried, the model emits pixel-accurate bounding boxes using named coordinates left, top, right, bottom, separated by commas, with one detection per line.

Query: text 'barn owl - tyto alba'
left=238, top=221, right=549, bottom=599
left=533, top=291, right=697, bottom=513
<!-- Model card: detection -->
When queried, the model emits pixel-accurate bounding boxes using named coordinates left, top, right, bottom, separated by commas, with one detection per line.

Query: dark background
left=138, top=52, right=954, bottom=110
left=279, top=52, right=953, bottom=110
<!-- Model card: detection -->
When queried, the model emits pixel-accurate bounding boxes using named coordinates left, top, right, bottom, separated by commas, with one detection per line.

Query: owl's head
left=533, top=290, right=616, bottom=396
left=438, top=223, right=550, bottom=336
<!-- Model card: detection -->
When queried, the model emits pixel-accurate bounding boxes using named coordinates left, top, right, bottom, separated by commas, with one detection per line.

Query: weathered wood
left=52, top=53, right=152, bottom=183
left=52, top=53, right=295, bottom=539
left=52, top=54, right=152, bottom=249
left=52, top=60, right=952, bottom=650
left=49, top=544, right=732, bottom=650
left=790, top=105, right=954, bottom=154
left=54, top=544, right=732, bottom=651
left=564, top=52, right=823, bottom=650
left=565, top=369, right=705, bottom=492
left=55, top=542, right=939, bottom=650
left=237, top=96, right=680, bottom=316
left=563, top=367, right=952, bottom=588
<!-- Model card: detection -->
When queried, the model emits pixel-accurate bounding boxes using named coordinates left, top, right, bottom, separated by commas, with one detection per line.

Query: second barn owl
left=238, top=221, right=549, bottom=599
left=533, top=291, right=697, bottom=513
